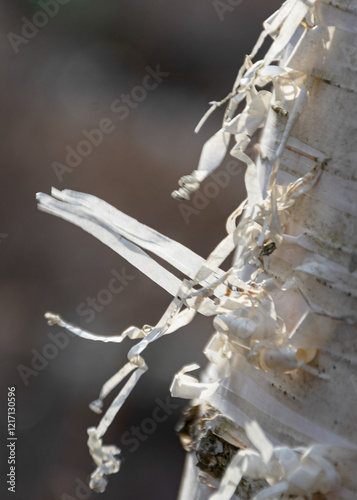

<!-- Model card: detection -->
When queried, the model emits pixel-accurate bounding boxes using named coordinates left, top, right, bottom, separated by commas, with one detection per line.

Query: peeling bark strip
left=37, top=0, right=357, bottom=497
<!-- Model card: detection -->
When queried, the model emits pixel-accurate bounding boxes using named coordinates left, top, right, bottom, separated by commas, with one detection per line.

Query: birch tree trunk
left=37, top=0, right=357, bottom=498
left=177, top=1, right=357, bottom=498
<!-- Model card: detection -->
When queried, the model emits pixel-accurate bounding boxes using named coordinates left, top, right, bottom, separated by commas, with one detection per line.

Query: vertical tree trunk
left=178, top=1, right=357, bottom=498
left=37, top=1, right=357, bottom=498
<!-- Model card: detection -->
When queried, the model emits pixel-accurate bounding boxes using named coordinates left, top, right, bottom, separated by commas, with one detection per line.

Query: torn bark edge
left=176, top=404, right=269, bottom=499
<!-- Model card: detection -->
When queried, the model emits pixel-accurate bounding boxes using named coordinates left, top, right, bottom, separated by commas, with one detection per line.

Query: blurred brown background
left=0, top=1, right=281, bottom=499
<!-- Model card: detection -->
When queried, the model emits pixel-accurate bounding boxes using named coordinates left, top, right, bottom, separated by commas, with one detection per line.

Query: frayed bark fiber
left=37, top=0, right=357, bottom=498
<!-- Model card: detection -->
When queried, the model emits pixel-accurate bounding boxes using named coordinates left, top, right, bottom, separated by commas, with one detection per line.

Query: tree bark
left=178, top=1, right=357, bottom=498
left=36, top=1, right=357, bottom=497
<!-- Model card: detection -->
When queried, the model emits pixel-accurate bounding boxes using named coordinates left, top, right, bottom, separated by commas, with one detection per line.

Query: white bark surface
left=37, top=0, right=357, bottom=498
left=178, top=0, right=357, bottom=498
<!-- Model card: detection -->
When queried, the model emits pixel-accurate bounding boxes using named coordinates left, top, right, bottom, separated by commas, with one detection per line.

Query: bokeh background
left=0, top=1, right=281, bottom=499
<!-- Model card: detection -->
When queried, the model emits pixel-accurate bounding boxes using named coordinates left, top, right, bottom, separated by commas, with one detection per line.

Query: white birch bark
left=37, top=0, right=357, bottom=498
left=178, top=1, right=357, bottom=499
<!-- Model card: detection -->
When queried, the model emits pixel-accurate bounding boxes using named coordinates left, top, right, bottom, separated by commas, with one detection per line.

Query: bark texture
left=36, top=1, right=357, bottom=497
left=178, top=1, right=357, bottom=499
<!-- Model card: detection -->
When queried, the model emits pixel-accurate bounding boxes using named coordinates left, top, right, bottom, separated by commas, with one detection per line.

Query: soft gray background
left=0, top=1, right=281, bottom=499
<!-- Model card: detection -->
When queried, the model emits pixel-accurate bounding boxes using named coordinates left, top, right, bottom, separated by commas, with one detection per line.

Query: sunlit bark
left=178, top=1, right=357, bottom=499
